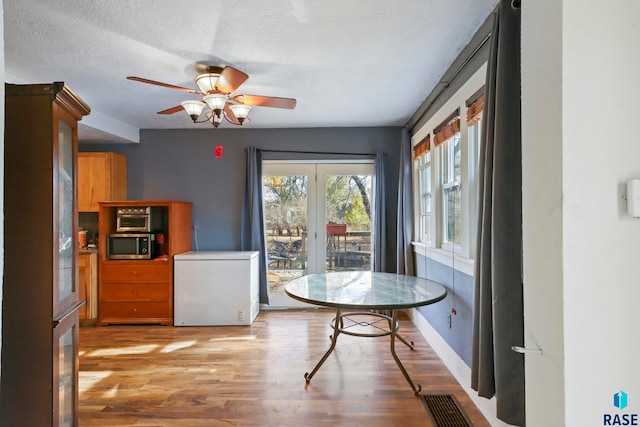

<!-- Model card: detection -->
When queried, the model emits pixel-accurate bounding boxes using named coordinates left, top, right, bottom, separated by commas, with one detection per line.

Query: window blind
left=413, top=134, right=430, bottom=159
left=466, top=97, right=484, bottom=125
left=465, top=86, right=484, bottom=107
left=433, top=118, right=461, bottom=147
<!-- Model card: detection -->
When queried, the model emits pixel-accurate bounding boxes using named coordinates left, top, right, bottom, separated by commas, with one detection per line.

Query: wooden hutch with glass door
left=1, top=82, right=90, bottom=427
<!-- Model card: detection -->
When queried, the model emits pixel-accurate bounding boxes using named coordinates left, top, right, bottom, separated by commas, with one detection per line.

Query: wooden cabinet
left=78, top=152, right=127, bottom=212
left=2, top=82, right=90, bottom=427
left=98, top=200, right=192, bottom=325
left=100, top=263, right=172, bottom=324
left=78, top=252, right=98, bottom=325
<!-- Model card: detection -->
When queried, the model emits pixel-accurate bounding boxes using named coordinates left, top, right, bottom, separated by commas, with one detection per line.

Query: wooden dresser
left=98, top=200, right=192, bottom=325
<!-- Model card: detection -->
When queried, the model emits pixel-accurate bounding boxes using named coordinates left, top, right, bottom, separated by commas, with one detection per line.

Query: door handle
left=52, top=300, right=85, bottom=328
left=511, top=345, right=542, bottom=355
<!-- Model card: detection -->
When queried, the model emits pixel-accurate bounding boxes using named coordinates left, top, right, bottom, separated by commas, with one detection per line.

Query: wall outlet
left=238, top=311, right=245, bottom=321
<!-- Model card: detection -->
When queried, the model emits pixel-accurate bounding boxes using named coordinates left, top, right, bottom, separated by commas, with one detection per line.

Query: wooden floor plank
left=79, top=308, right=490, bottom=427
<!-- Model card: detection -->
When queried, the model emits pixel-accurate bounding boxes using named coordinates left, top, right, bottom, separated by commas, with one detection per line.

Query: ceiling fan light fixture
left=180, top=100, right=206, bottom=121
left=194, top=73, right=221, bottom=94
left=229, top=104, right=252, bottom=125
left=205, top=110, right=223, bottom=128
left=129, top=65, right=295, bottom=127
left=203, top=93, right=228, bottom=116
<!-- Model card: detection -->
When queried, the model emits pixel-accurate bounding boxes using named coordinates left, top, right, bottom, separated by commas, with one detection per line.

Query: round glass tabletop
left=284, top=271, right=447, bottom=310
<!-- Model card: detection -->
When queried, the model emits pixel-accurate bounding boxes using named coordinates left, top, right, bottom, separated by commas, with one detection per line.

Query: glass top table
left=285, top=271, right=447, bottom=394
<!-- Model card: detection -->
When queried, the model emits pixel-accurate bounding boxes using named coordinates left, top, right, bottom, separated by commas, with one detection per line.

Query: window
left=466, top=94, right=484, bottom=259
left=466, top=90, right=484, bottom=172
left=413, top=135, right=432, bottom=244
left=434, top=115, right=461, bottom=250
left=442, top=133, right=461, bottom=247
left=470, top=120, right=482, bottom=168
left=418, top=152, right=432, bottom=244
left=411, top=67, right=486, bottom=265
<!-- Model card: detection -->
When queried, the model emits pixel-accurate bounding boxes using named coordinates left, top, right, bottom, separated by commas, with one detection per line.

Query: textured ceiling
left=4, top=0, right=497, bottom=142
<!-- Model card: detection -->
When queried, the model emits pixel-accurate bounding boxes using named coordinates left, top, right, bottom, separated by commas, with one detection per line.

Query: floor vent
left=420, top=394, right=472, bottom=427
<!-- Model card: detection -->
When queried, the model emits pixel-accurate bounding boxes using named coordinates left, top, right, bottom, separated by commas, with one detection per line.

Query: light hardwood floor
left=79, top=309, right=490, bottom=427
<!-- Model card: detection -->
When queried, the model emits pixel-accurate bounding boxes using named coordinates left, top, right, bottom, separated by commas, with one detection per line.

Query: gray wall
left=82, top=126, right=474, bottom=365
left=82, top=127, right=402, bottom=267
left=415, top=253, right=474, bottom=366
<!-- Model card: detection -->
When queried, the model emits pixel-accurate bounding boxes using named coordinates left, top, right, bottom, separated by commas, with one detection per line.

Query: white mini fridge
left=174, top=251, right=260, bottom=326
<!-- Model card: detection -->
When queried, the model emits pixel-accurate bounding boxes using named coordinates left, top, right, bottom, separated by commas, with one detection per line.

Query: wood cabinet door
left=78, top=152, right=127, bottom=212
left=78, top=153, right=110, bottom=212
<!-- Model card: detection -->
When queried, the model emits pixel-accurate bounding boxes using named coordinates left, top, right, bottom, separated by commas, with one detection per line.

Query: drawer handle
left=133, top=308, right=137, bottom=312
left=132, top=289, right=138, bottom=294
left=132, top=271, right=138, bottom=275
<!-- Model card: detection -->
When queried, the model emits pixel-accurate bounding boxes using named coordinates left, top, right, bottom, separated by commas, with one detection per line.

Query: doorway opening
left=262, top=161, right=374, bottom=306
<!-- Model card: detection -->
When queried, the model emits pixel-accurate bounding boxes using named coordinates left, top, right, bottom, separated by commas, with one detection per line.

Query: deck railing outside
left=266, top=228, right=372, bottom=295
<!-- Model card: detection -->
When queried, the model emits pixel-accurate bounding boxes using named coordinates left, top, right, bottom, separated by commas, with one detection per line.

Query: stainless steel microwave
left=108, top=233, right=153, bottom=260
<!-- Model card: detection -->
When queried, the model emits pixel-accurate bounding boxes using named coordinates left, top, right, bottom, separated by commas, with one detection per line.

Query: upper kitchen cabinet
left=78, top=152, right=127, bottom=212
left=2, top=82, right=90, bottom=427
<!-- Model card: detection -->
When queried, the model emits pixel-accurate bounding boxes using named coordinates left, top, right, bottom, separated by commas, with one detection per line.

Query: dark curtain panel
left=471, top=1, right=524, bottom=425
left=396, top=128, right=415, bottom=275
left=373, top=152, right=386, bottom=272
left=240, top=147, right=270, bottom=305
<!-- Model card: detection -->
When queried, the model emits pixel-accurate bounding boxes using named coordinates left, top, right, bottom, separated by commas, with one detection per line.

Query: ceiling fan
left=127, top=65, right=297, bottom=127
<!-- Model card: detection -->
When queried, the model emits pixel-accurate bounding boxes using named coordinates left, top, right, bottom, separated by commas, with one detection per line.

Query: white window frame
left=416, top=152, right=432, bottom=245
left=411, top=64, right=487, bottom=272
left=467, top=115, right=482, bottom=259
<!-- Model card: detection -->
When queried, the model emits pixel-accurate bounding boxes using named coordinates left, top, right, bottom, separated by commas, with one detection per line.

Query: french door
left=263, top=161, right=374, bottom=306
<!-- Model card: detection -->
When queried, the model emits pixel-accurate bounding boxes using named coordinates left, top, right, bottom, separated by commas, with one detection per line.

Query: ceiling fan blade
left=223, top=104, right=241, bottom=125
left=216, top=66, right=249, bottom=94
left=232, top=94, right=297, bottom=109
left=157, top=105, right=185, bottom=115
left=127, top=76, right=203, bottom=95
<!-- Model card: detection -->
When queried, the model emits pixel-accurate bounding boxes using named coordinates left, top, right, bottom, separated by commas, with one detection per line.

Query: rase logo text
left=604, top=391, right=638, bottom=426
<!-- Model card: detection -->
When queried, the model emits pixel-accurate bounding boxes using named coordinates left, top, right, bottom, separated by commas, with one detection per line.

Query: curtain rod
left=259, top=148, right=376, bottom=156
left=409, top=32, right=491, bottom=131
left=407, top=5, right=496, bottom=132
left=439, top=33, right=491, bottom=88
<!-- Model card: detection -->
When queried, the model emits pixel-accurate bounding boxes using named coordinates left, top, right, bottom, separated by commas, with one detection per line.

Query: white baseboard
left=408, top=308, right=514, bottom=427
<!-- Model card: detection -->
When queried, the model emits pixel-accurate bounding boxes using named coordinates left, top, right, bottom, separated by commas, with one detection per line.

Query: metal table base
left=303, top=308, right=423, bottom=394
